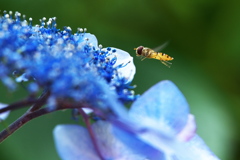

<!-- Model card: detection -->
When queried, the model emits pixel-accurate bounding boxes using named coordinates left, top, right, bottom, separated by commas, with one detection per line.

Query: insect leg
left=141, top=57, right=147, bottom=61
left=160, top=60, right=172, bottom=68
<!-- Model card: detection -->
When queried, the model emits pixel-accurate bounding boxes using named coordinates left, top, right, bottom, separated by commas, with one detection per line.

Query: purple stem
left=78, top=108, right=105, bottom=160
left=0, top=96, right=92, bottom=143
left=0, top=98, right=37, bottom=114
left=0, top=91, right=50, bottom=143
left=0, top=108, right=51, bottom=143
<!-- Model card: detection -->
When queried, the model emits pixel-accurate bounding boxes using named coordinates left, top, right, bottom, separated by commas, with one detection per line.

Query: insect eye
left=136, top=46, right=144, bottom=55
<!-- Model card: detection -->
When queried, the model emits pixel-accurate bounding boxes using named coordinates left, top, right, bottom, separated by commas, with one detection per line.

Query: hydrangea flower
left=0, top=11, right=136, bottom=142
left=53, top=80, right=219, bottom=160
left=0, top=11, right=136, bottom=114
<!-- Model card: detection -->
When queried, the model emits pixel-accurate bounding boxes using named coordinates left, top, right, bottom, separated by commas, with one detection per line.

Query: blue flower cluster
left=0, top=11, right=137, bottom=107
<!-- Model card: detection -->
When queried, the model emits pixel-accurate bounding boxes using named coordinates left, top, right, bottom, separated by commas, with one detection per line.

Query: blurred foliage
left=0, top=0, right=239, bottom=159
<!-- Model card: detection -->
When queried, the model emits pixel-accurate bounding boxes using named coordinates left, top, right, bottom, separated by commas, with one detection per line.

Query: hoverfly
left=134, top=43, right=174, bottom=67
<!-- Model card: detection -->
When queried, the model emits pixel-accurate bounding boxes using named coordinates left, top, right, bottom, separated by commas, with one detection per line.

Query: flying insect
left=134, top=45, right=174, bottom=67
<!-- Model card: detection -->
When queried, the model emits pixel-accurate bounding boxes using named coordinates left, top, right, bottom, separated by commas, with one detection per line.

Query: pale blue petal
left=129, top=80, right=189, bottom=134
left=0, top=103, right=10, bottom=120
left=54, top=122, right=146, bottom=160
left=106, top=48, right=136, bottom=83
left=82, top=33, right=98, bottom=48
left=53, top=124, right=99, bottom=160
left=92, top=121, right=146, bottom=160
left=112, top=124, right=165, bottom=160
left=15, top=73, right=29, bottom=82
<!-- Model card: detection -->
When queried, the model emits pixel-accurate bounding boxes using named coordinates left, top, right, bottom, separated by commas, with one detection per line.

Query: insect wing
left=153, top=41, right=169, bottom=52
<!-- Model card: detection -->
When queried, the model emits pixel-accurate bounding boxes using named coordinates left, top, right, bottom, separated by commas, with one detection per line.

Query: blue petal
left=53, top=125, right=99, bottom=160
left=129, top=80, right=189, bottom=134
left=112, top=125, right=165, bottom=160
left=54, top=122, right=147, bottom=160
left=92, top=121, right=148, bottom=160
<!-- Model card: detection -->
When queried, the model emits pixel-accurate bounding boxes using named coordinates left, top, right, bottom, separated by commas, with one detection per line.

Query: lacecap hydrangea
left=0, top=11, right=137, bottom=111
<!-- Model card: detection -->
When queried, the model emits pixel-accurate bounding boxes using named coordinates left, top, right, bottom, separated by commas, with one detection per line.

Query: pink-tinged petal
left=174, top=135, right=220, bottom=160
left=0, top=103, right=10, bottom=120
left=130, top=80, right=189, bottom=134
left=177, top=114, right=197, bottom=142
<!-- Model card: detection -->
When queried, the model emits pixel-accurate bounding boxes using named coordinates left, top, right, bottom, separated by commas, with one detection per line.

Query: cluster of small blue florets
left=0, top=11, right=136, bottom=105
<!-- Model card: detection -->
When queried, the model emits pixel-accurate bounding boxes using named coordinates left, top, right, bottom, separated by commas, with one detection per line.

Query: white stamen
left=5, top=14, right=9, bottom=18
left=66, top=26, right=72, bottom=31
left=78, top=28, right=83, bottom=32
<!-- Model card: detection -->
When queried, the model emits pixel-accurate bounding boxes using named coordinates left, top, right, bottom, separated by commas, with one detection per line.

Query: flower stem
left=28, top=90, right=50, bottom=112
left=0, top=91, right=51, bottom=143
left=0, top=95, right=87, bottom=143
left=78, top=108, right=105, bottom=160
left=0, top=108, right=50, bottom=143
left=0, top=98, right=37, bottom=114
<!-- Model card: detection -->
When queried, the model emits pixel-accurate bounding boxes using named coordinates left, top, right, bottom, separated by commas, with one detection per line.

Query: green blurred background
left=0, top=0, right=239, bottom=159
